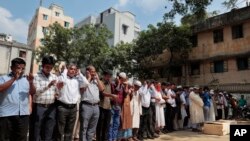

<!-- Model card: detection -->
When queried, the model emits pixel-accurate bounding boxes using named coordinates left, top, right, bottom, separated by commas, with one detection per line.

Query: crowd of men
left=0, top=56, right=248, bottom=141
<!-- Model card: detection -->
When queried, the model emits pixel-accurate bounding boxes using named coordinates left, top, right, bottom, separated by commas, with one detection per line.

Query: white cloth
left=57, top=75, right=80, bottom=104
left=189, top=91, right=204, bottom=124
left=139, top=85, right=151, bottom=108
left=166, top=89, right=176, bottom=107
left=208, top=100, right=216, bottom=121
left=180, top=93, right=187, bottom=120
left=155, top=90, right=165, bottom=127
left=130, top=91, right=142, bottom=128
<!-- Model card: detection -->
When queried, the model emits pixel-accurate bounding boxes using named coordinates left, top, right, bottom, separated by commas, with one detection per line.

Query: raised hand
left=26, top=73, right=34, bottom=83
left=48, top=80, right=57, bottom=88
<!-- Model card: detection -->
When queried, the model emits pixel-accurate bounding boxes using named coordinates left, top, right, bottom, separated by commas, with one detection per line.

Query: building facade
left=0, top=35, right=32, bottom=75
left=27, top=3, right=73, bottom=73
left=76, top=7, right=140, bottom=47
left=185, top=6, right=250, bottom=92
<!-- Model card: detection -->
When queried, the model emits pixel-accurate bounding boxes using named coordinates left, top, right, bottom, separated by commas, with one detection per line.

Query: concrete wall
left=186, top=19, right=250, bottom=86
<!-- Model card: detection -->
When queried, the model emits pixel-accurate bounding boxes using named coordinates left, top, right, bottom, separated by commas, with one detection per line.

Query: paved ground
left=146, top=130, right=229, bottom=141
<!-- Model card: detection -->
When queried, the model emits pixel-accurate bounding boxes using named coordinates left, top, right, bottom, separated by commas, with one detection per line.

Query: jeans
left=0, top=115, right=29, bottom=141
left=56, top=104, right=77, bottom=141
left=31, top=103, right=56, bottom=141
left=108, top=106, right=121, bottom=141
left=96, top=107, right=111, bottom=141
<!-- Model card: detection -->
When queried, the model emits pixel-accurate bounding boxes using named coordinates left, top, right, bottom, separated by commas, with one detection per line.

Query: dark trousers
left=165, top=104, right=176, bottom=131
left=138, top=106, right=151, bottom=138
left=30, top=103, right=56, bottom=141
left=96, top=107, right=112, bottom=141
left=0, top=115, right=29, bottom=141
left=183, top=105, right=190, bottom=127
left=216, top=109, right=223, bottom=120
left=149, top=102, right=156, bottom=135
left=56, top=103, right=77, bottom=141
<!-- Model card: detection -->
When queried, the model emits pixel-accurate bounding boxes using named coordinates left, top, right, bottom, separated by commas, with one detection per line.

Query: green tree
left=70, top=24, right=112, bottom=71
left=134, top=22, right=192, bottom=79
left=222, top=0, right=239, bottom=9
left=36, top=22, right=73, bottom=64
left=164, top=0, right=213, bottom=21
left=36, top=23, right=112, bottom=72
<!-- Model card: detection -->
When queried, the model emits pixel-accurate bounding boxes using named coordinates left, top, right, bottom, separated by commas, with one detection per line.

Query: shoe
left=192, top=128, right=199, bottom=132
left=153, top=133, right=159, bottom=138
left=138, top=136, right=144, bottom=141
left=147, top=136, right=154, bottom=139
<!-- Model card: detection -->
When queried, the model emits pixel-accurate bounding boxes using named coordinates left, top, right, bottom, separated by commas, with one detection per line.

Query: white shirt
left=139, top=85, right=151, bottom=108
left=167, top=89, right=176, bottom=107
left=57, top=75, right=81, bottom=104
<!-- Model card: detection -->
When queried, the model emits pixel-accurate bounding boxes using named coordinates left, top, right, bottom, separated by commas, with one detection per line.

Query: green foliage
left=36, top=23, right=112, bottom=71
left=222, top=0, right=239, bottom=9
left=165, top=0, right=213, bottom=21
left=134, top=22, right=192, bottom=79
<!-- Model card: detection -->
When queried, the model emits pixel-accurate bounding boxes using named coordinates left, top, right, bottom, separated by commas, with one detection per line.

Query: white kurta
left=189, top=91, right=205, bottom=124
left=155, top=90, right=165, bottom=127
left=130, top=91, right=142, bottom=128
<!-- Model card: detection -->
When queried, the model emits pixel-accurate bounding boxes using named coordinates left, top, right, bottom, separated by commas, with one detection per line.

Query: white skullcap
left=177, top=85, right=182, bottom=89
left=119, top=72, right=126, bottom=79
left=210, top=89, right=214, bottom=95
left=193, top=85, right=200, bottom=89
left=133, top=80, right=142, bottom=87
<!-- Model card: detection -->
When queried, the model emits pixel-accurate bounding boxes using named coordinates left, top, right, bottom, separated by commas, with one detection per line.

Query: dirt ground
left=146, top=130, right=229, bottom=141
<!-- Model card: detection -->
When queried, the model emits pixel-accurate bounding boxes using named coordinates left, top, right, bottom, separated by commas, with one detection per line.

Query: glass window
left=55, top=12, right=60, bottom=16
left=232, top=24, right=243, bottom=39
left=19, top=50, right=26, bottom=58
left=237, top=57, right=249, bottom=70
left=213, top=29, right=224, bottom=43
left=64, top=21, right=69, bottom=28
left=43, top=14, right=48, bottom=20
left=191, top=34, right=198, bottom=47
left=122, top=24, right=128, bottom=35
left=190, top=63, right=200, bottom=75
left=213, top=60, right=225, bottom=73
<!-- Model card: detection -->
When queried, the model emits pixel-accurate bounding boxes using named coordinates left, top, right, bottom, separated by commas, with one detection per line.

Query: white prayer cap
left=193, top=85, right=200, bottom=89
left=119, top=72, right=127, bottom=79
left=210, top=89, right=215, bottom=95
left=177, top=85, right=182, bottom=89
left=133, top=80, right=142, bottom=87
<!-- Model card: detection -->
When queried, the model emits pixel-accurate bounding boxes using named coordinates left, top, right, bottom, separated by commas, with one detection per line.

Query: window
left=213, top=29, right=223, bottom=43
left=190, top=63, right=200, bottom=75
left=190, top=34, right=198, bottom=47
left=211, top=60, right=228, bottom=73
left=64, top=21, right=69, bottom=28
left=237, top=57, right=249, bottom=70
left=42, top=27, right=48, bottom=34
left=43, top=14, right=48, bottom=20
left=171, top=66, right=182, bottom=77
left=19, top=50, right=26, bottom=58
left=122, top=24, right=128, bottom=35
left=232, top=24, right=243, bottom=39
left=55, top=12, right=60, bottom=17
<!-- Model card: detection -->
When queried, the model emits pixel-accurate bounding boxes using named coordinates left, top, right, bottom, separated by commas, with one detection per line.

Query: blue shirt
left=0, top=73, right=30, bottom=117
left=203, top=91, right=211, bottom=107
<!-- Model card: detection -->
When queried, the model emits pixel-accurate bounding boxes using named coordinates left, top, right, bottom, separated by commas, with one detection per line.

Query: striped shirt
left=33, top=71, right=58, bottom=104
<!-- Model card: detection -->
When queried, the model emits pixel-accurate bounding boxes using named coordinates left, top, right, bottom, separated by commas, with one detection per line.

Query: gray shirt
left=81, top=79, right=100, bottom=104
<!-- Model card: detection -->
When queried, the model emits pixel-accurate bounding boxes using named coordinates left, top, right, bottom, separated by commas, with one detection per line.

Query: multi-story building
left=76, top=7, right=140, bottom=47
left=185, top=6, right=250, bottom=93
left=0, top=34, right=32, bottom=75
left=147, top=6, right=250, bottom=93
left=27, top=3, right=73, bottom=73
